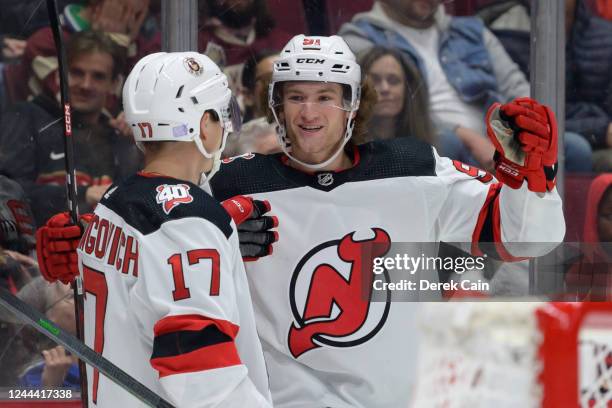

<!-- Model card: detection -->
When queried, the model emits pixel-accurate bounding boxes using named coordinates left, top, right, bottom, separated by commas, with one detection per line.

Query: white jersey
left=77, top=172, right=271, bottom=408
left=210, top=138, right=565, bottom=407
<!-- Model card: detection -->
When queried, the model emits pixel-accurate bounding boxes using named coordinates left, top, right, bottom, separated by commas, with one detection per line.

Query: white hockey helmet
left=123, top=52, right=241, bottom=177
left=269, top=35, right=362, bottom=170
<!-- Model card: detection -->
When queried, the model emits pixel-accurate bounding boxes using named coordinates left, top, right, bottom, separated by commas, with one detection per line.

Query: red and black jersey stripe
left=472, top=183, right=527, bottom=262
left=150, top=314, right=241, bottom=377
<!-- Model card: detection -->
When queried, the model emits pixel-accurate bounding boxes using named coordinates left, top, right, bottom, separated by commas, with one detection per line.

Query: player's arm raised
left=133, top=216, right=271, bottom=407
left=437, top=97, right=565, bottom=259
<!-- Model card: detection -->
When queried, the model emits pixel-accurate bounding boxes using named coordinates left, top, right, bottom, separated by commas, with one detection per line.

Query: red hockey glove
left=221, top=195, right=279, bottom=261
left=35, top=212, right=91, bottom=284
left=486, top=97, right=558, bottom=192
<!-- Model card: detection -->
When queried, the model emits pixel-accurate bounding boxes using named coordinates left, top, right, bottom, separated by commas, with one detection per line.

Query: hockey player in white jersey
left=40, top=52, right=272, bottom=407
left=207, top=35, right=565, bottom=407
left=37, top=36, right=565, bottom=407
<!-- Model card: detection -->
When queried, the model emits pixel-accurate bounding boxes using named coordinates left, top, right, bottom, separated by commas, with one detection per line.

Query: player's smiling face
left=280, top=81, right=351, bottom=165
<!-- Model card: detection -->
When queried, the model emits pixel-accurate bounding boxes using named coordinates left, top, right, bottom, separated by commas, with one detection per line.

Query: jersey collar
left=274, top=145, right=363, bottom=192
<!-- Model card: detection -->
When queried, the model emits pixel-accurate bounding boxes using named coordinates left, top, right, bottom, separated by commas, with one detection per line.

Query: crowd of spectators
left=340, top=0, right=593, bottom=172
left=477, top=0, right=612, bottom=172
left=0, top=0, right=611, bottom=389
left=0, top=30, right=141, bottom=227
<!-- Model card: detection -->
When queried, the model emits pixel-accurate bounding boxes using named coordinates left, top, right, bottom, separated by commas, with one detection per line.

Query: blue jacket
left=339, top=3, right=530, bottom=121
left=351, top=17, right=503, bottom=110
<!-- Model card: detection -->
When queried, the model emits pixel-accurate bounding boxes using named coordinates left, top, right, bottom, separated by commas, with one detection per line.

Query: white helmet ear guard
left=268, top=35, right=362, bottom=170
left=123, top=52, right=241, bottom=172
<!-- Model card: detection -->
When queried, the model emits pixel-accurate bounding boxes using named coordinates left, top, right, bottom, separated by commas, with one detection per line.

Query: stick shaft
left=0, top=287, right=174, bottom=408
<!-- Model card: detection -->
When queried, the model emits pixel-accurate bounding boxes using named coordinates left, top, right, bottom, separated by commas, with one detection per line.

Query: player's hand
left=41, top=346, right=76, bottom=387
left=126, top=0, right=150, bottom=41
left=91, top=0, right=132, bottom=35
left=36, top=212, right=92, bottom=284
left=486, top=97, right=558, bottom=192
left=221, top=196, right=279, bottom=261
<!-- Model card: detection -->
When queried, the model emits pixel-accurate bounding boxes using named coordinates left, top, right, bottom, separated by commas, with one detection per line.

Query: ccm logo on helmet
left=296, top=58, right=325, bottom=64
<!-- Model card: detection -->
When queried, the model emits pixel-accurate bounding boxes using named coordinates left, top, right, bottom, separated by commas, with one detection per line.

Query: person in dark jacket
left=0, top=31, right=141, bottom=227
left=2, top=0, right=151, bottom=106
left=0, top=174, right=37, bottom=293
left=566, top=0, right=612, bottom=171
left=339, top=0, right=592, bottom=173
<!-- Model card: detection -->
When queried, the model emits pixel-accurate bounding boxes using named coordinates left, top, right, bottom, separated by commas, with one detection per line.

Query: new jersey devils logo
left=288, top=228, right=392, bottom=358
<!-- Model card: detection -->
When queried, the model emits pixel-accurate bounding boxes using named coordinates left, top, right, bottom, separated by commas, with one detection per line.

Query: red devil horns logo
left=288, top=228, right=392, bottom=358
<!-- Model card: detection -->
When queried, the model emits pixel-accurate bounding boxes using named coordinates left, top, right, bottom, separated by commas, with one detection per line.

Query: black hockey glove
left=221, top=196, right=279, bottom=261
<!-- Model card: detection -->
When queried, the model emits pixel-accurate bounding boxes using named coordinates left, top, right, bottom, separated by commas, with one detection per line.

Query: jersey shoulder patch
left=100, top=174, right=232, bottom=238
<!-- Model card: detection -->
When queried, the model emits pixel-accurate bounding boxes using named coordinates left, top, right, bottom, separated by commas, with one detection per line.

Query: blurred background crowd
left=0, top=0, right=612, bottom=392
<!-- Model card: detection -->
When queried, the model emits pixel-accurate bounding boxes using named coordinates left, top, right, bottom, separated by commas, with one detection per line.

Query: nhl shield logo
left=317, top=173, right=334, bottom=187
left=287, top=228, right=392, bottom=358
left=155, top=184, right=194, bottom=214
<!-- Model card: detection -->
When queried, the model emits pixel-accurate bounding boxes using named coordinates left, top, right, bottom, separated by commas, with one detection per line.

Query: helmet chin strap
left=275, top=110, right=356, bottom=171
left=194, top=128, right=226, bottom=180
left=207, top=150, right=222, bottom=179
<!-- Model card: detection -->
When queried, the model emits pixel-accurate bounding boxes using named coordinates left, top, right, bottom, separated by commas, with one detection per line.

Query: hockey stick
left=45, top=0, right=87, bottom=405
left=46, top=0, right=78, bottom=231
left=0, top=286, right=175, bottom=408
